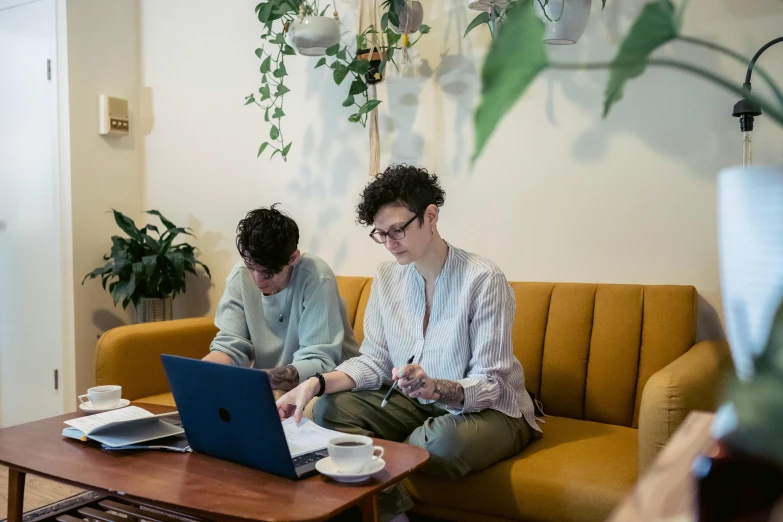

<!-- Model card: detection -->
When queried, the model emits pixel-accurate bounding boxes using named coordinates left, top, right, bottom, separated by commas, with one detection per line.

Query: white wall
left=139, top=0, right=783, bottom=337
left=66, top=0, right=143, bottom=395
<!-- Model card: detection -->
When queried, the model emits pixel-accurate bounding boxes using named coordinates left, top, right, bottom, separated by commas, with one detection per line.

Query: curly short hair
left=356, top=164, right=446, bottom=226
left=235, top=204, right=299, bottom=273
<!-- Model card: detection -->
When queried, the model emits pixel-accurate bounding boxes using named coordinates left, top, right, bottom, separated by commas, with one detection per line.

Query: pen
left=381, top=354, right=415, bottom=407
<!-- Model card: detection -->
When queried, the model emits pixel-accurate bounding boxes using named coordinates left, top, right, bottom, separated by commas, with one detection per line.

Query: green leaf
left=260, top=84, right=271, bottom=100
left=270, top=125, right=280, bottom=140
left=603, top=0, right=679, bottom=118
left=272, top=107, right=285, bottom=118
left=348, top=113, right=361, bottom=123
left=602, top=0, right=606, bottom=7
left=473, top=0, right=547, bottom=161
left=381, top=12, right=389, bottom=31
left=112, top=210, right=145, bottom=243
left=141, top=233, right=160, bottom=252
left=388, top=10, right=399, bottom=28
left=260, top=56, right=272, bottom=74
left=166, top=252, right=185, bottom=276
left=257, top=2, right=275, bottom=23
left=142, top=255, right=157, bottom=280
left=144, top=224, right=160, bottom=236
left=282, top=142, right=292, bottom=157
left=261, top=74, right=268, bottom=84
left=348, top=60, right=371, bottom=74
left=320, top=4, right=330, bottom=16
left=359, top=99, right=382, bottom=115
left=333, top=64, right=350, bottom=85
left=255, top=48, right=263, bottom=58
left=276, top=84, right=291, bottom=95
left=349, top=77, right=368, bottom=95
left=419, top=24, right=431, bottom=34
left=336, top=49, right=347, bottom=60
left=325, top=44, right=340, bottom=56
left=270, top=149, right=281, bottom=160
left=342, top=95, right=355, bottom=107
left=244, top=94, right=256, bottom=106
left=464, top=12, right=490, bottom=37
left=196, top=260, right=212, bottom=279
left=258, top=141, right=270, bottom=157
left=269, top=32, right=286, bottom=45
left=111, top=272, right=136, bottom=309
left=273, top=63, right=287, bottom=78
left=315, top=57, right=327, bottom=68
left=282, top=44, right=296, bottom=55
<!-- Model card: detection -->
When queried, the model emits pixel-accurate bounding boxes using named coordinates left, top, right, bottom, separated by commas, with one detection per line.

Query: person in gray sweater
left=203, top=204, right=359, bottom=391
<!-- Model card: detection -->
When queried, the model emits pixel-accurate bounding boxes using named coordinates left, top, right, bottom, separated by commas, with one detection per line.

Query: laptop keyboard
left=293, top=451, right=326, bottom=468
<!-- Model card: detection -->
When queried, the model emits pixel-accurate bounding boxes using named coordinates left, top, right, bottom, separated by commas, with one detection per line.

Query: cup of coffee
left=327, top=435, right=385, bottom=474
left=78, top=385, right=122, bottom=409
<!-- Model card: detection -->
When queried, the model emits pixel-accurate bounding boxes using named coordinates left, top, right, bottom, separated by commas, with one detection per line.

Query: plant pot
left=135, top=297, right=173, bottom=323
left=534, top=0, right=592, bottom=45
left=357, top=48, right=386, bottom=84
left=285, top=16, right=340, bottom=56
left=389, top=1, right=424, bottom=34
left=717, top=165, right=783, bottom=382
left=467, top=0, right=510, bottom=12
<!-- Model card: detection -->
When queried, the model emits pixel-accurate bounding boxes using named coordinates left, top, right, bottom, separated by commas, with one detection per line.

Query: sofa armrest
left=638, top=339, right=732, bottom=473
left=95, top=317, right=218, bottom=400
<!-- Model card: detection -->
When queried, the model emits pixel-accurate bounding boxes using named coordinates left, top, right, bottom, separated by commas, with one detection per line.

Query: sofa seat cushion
left=134, top=393, right=176, bottom=407
left=405, top=416, right=638, bottom=522
left=133, top=392, right=319, bottom=419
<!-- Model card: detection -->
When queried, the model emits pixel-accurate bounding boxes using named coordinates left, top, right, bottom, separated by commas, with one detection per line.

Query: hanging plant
left=247, top=0, right=335, bottom=161
left=248, top=0, right=431, bottom=161
left=314, top=3, right=430, bottom=126
left=465, top=0, right=604, bottom=40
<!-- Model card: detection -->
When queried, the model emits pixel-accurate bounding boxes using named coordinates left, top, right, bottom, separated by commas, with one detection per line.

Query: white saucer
left=316, top=456, right=385, bottom=483
left=79, top=399, right=130, bottom=413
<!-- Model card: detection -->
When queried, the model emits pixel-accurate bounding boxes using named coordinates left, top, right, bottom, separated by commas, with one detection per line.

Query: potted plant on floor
left=82, top=210, right=211, bottom=323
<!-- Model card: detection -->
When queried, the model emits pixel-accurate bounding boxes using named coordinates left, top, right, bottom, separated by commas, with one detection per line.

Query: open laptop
left=160, top=354, right=327, bottom=479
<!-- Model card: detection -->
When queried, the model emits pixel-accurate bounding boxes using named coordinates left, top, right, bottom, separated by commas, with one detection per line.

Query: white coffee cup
left=78, top=385, right=122, bottom=408
left=327, top=435, right=384, bottom=474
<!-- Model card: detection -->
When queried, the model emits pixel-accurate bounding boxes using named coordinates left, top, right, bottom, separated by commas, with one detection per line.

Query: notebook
left=62, top=406, right=184, bottom=448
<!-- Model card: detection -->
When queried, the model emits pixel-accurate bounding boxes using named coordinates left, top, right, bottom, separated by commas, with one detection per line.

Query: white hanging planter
left=717, top=165, right=783, bottom=382
left=535, top=0, right=592, bottom=45
left=467, top=0, right=509, bottom=11
left=285, top=16, right=340, bottom=56
left=390, top=1, right=424, bottom=34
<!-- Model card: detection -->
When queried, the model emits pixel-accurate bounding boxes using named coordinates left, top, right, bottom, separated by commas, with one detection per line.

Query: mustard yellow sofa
left=95, top=278, right=731, bottom=522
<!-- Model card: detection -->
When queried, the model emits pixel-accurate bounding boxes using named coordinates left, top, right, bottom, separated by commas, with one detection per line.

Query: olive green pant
left=313, top=384, right=537, bottom=520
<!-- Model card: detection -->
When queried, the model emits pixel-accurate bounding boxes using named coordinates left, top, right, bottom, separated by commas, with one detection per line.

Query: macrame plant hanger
left=359, top=0, right=383, bottom=176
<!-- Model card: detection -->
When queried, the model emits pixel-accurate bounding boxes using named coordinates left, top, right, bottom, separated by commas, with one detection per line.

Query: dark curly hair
left=235, top=204, right=299, bottom=274
left=356, top=164, right=446, bottom=226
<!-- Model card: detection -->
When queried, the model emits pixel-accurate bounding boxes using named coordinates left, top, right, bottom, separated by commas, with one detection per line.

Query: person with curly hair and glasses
left=203, top=204, right=359, bottom=392
left=276, top=166, right=541, bottom=522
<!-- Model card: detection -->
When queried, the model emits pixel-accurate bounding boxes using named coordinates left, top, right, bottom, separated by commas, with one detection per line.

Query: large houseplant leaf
left=473, top=0, right=547, bottom=161
left=603, top=0, right=679, bottom=117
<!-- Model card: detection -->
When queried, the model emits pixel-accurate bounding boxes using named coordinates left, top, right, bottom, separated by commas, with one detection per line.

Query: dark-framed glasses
left=369, top=212, right=421, bottom=244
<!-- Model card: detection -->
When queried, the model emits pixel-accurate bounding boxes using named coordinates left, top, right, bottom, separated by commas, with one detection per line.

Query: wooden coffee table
left=0, top=404, right=429, bottom=522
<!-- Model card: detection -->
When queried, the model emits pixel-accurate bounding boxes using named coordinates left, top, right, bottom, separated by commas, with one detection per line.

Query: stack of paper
left=62, top=406, right=185, bottom=449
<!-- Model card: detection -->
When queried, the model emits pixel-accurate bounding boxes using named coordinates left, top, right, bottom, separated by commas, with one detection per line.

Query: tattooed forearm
left=431, top=379, right=464, bottom=406
left=264, top=365, right=299, bottom=391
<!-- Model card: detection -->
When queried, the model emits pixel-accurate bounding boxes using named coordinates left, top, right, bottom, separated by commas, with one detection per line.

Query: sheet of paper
left=64, top=406, right=152, bottom=434
left=282, top=418, right=343, bottom=457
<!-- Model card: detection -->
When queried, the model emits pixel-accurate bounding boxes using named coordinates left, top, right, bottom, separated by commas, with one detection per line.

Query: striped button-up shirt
left=337, top=245, right=540, bottom=432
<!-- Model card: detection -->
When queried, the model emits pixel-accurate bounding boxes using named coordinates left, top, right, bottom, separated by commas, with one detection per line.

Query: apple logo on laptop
left=218, top=408, right=231, bottom=423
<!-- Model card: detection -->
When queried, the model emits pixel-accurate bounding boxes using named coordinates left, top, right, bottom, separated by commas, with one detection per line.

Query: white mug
left=78, top=385, right=122, bottom=408
left=327, top=435, right=384, bottom=474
